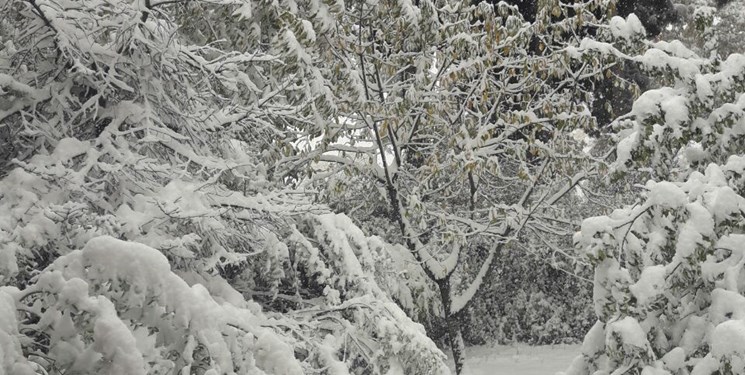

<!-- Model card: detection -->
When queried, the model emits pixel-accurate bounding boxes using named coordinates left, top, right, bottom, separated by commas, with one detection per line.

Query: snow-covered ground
left=450, top=344, right=580, bottom=375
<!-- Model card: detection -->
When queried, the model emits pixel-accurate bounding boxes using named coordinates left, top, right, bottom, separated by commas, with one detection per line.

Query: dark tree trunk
left=438, top=279, right=466, bottom=375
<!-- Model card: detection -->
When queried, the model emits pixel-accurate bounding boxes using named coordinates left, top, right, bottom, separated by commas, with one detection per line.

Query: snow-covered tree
left=563, top=14, right=745, bottom=375
left=0, top=0, right=452, bottom=372
left=272, top=0, right=650, bottom=372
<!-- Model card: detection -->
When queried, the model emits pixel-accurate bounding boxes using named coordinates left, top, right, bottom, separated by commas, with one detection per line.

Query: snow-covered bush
left=2, top=233, right=448, bottom=374
left=564, top=17, right=745, bottom=374
left=6, top=236, right=304, bottom=375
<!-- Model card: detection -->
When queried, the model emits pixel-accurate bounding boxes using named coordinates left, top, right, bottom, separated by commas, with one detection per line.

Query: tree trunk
left=438, top=279, right=466, bottom=375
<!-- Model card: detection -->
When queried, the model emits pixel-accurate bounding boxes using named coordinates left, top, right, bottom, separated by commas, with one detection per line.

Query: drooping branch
left=24, top=0, right=56, bottom=32
left=449, top=228, right=511, bottom=315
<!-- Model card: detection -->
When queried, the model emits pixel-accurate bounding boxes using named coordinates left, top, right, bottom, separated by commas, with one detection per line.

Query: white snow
left=608, top=317, right=650, bottom=349
left=449, top=344, right=580, bottom=375
left=675, top=203, right=714, bottom=259
left=724, top=155, right=745, bottom=174
left=632, top=88, right=682, bottom=126
left=0, top=289, right=35, bottom=374
left=232, top=2, right=252, bottom=20
left=712, top=320, right=745, bottom=358
left=580, top=321, right=606, bottom=357
left=608, top=14, right=645, bottom=40
left=52, top=138, right=90, bottom=162
left=629, top=265, right=666, bottom=306
left=709, top=289, right=745, bottom=324
left=615, top=130, right=639, bottom=170
left=662, top=347, right=686, bottom=371
left=695, top=75, right=714, bottom=102
left=691, top=355, right=720, bottom=375
left=708, top=186, right=740, bottom=222
left=646, top=181, right=687, bottom=209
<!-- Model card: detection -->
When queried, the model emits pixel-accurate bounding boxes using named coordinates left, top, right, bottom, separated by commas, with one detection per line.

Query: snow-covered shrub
left=1, top=230, right=448, bottom=374
left=9, top=236, right=304, bottom=374
left=564, top=19, right=745, bottom=374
